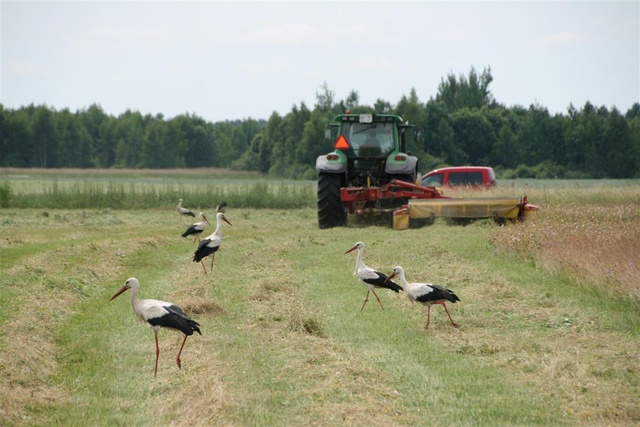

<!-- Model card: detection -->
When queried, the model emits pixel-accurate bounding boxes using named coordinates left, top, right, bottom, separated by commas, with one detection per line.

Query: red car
left=420, top=166, right=496, bottom=188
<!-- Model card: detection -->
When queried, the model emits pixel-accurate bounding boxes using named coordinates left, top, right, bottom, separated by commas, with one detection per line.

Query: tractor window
left=343, top=122, right=394, bottom=157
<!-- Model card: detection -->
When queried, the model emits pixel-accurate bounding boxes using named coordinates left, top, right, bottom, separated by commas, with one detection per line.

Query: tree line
left=1, top=67, right=639, bottom=179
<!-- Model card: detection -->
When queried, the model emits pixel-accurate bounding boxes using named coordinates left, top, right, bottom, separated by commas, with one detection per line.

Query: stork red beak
left=345, top=245, right=357, bottom=254
left=384, top=272, right=397, bottom=284
left=222, top=217, right=232, bottom=226
left=203, top=214, right=209, bottom=223
left=109, top=285, right=130, bottom=301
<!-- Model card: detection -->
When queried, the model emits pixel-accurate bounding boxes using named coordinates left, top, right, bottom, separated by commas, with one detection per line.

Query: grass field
left=0, top=169, right=639, bottom=426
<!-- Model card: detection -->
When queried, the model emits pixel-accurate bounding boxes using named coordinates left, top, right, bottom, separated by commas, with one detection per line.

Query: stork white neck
left=124, top=278, right=145, bottom=318
left=354, top=245, right=366, bottom=275
left=393, top=267, right=409, bottom=289
left=213, top=214, right=225, bottom=237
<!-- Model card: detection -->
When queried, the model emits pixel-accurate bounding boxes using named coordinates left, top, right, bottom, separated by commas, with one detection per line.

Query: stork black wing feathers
left=193, top=238, right=218, bottom=262
left=416, top=284, right=460, bottom=304
left=181, top=225, right=198, bottom=237
left=147, top=305, right=202, bottom=336
left=364, top=271, right=403, bottom=293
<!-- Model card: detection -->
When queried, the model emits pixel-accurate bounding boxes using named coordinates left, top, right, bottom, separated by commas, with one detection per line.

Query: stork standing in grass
left=193, top=212, right=232, bottom=274
left=109, top=277, right=201, bottom=377
left=181, top=212, right=209, bottom=242
left=215, top=201, right=228, bottom=213
left=385, top=265, right=460, bottom=329
left=345, top=241, right=402, bottom=310
left=176, top=198, right=196, bottom=217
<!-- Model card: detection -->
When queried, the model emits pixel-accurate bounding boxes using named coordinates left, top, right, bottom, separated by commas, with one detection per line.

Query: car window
left=422, top=173, right=443, bottom=186
left=467, top=172, right=483, bottom=185
left=448, top=172, right=466, bottom=185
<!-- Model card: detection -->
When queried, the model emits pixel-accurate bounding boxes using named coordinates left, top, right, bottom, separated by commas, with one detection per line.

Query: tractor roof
left=333, top=113, right=404, bottom=124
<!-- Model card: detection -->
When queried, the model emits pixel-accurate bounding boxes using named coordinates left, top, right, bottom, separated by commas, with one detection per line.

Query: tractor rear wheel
left=318, top=173, right=346, bottom=229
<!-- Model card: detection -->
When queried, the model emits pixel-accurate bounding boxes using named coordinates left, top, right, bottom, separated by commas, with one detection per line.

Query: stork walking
left=109, top=277, right=201, bottom=377
left=193, top=212, right=232, bottom=274
left=345, top=241, right=402, bottom=310
left=176, top=198, right=196, bottom=217
left=181, top=212, right=209, bottom=242
left=386, top=266, right=460, bottom=329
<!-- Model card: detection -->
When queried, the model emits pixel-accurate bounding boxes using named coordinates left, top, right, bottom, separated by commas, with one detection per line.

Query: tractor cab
left=339, top=120, right=395, bottom=158
left=316, top=113, right=420, bottom=228
left=317, top=113, right=418, bottom=188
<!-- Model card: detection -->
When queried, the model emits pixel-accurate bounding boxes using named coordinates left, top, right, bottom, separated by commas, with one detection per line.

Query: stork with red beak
left=345, top=241, right=402, bottom=310
left=110, top=277, right=202, bottom=377
left=386, top=265, right=460, bottom=329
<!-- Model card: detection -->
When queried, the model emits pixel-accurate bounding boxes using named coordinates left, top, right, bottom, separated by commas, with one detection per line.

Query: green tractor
left=315, top=112, right=539, bottom=230
left=315, top=113, right=420, bottom=229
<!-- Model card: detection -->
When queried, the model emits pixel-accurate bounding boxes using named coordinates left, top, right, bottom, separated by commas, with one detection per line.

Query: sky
left=1, top=1, right=639, bottom=123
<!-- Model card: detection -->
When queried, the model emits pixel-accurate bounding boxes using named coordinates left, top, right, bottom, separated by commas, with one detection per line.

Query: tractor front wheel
left=318, top=173, right=346, bottom=229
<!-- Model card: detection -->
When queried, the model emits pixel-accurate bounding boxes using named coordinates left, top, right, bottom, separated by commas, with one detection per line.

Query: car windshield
left=342, top=122, right=394, bottom=157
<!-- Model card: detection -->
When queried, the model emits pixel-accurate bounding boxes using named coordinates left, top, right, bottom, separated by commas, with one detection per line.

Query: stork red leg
left=438, top=301, right=459, bottom=327
left=372, top=290, right=384, bottom=310
left=360, top=290, right=370, bottom=311
left=176, top=335, right=188, bottom=369
left=210, top=254, right=215, bottom=271
left=424, top=306, right=432, bottom=330
left=154, top=330, right=160, bottom=377
left=200, top=260, right=207, bottom=274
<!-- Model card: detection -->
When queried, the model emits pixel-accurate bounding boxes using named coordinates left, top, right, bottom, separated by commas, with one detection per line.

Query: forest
left=1, top=67, right=639, bottom=179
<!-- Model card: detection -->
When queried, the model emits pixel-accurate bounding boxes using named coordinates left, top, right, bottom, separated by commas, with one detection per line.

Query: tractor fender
left=385, top=155, right=418, bottom=175
left=316, top=155, right=347, bottom=173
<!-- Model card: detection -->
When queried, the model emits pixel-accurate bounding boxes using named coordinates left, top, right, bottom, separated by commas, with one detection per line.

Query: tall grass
left=490, top=203, right=640, bottom=302
left=1, top=180, right=316, bottom=209
left=2, top=167, right=639, bottom=210
left=0, top=167, right=317, bottom=209
left=0, top=182, right=11, bottom=208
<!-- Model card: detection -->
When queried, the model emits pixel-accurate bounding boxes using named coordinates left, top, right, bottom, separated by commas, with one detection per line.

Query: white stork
left=109, top=277, right=202, bottom=377
left=181, top=212, right=209, bottom=242
left=176, top=198, right=196, bottom=217
left=193, top=212, right=232, bottom=274
left=345, top=241, right=402, bottom=310
left=216, top=201, right=228, bottom=213
left=386, top=265, right=460, bottom=329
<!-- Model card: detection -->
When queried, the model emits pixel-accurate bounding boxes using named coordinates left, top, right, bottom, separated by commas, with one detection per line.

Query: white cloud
left=242, top=23, right=322, bottom=45
left=238, top=22, right=397, bottom=46
left=536, top=31, right=588, bottom=46
left=7, top=59, right=44, bottom=77
left=344, top=56, right=399, bottom=72
left=235, top=60, right=294, bottom=77
left=89, top=25, right=163, bottom=41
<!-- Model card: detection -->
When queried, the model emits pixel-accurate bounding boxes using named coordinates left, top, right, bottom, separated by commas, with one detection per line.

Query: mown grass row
left=2, top=206, right=639, bottom=426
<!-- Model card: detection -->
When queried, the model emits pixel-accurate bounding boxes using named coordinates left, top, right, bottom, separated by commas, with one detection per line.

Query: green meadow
left=0, top=168, right=638, bottom=426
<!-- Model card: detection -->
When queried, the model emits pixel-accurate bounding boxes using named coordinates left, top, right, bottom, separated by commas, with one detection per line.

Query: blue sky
left=2, top=1, right=638, bottom=122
